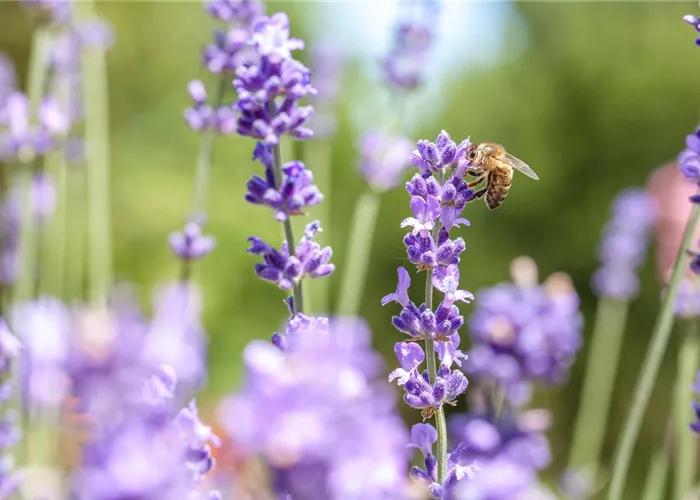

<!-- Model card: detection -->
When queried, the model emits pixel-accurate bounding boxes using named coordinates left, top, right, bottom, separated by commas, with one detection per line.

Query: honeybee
left=464, top=143, right=539, bottom=210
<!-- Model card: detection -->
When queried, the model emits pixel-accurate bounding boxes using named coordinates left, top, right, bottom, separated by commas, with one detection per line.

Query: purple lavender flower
left=592, top=189, right=657, bottom=299
left=71, top=364, right=220, bottom=500
left=270, top=299, right=329, bottom=351
left=449, top=409, right=552, bottom=500
left=205, top=0, right=264, bottom=25
left=169, top=222, right=216, bottom=261
left=219, top=318, right=409, bottom=499
left=183, top=80, right=236, bottom=134
left=381, top=2, right=440, bottom=90
left=10, top=298, right=72, bottom=412
left=409, top=423, right=478, bottom=498
left=248, top=220, right=333, bottom=290
left=674, top=278, right=700, bottom=318
left=245, top=150, right=322, bottom=221
left=358, top=131, right=414, bottom=192
left=685, top=14, right=700, bottom=46
left=466, top=262, right=583, bottom=404
left=412, top=130, right=470, bottom=176
left=679, top=128, right=700, bottom=185
left=0, top=318, right=22, bottom=499
left=233, top=13, right=315, bottom=145
left=0, top=54, right=16, bottom=107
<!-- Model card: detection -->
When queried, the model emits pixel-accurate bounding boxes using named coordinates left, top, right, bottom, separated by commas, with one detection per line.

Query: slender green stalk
left=608, top=204, right=700, bottom=500
left=336, top=191, right=380, bottom=316
left=43, top=146, right=67, bottom=298
left=65, top=166, right=86, bottom=301
left=641, top=450, right=670, bottom=500
left=569, top=297, right=630, bottom=472
left=674, top=318, right=699, bottom=500
left=79, top=0, right=112, bottom=306
left=271, top=143, right=303, bottom=313
left=13, top=27, right=51, bottom=305
left=303, top=139, right=332, bottom=314
left=192, top=78, right=227, bottom=217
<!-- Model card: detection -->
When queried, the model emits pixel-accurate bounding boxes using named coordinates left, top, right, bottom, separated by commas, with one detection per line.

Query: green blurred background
left=1, top=1, right=699, bottom=497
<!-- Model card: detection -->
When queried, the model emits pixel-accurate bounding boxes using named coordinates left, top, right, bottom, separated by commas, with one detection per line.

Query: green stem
left=65, top=166, right=86, bottom=302
left=272, top=143, right=303, bottom=314
left=641, top=449, right=670, bottom=500
left=303, top=139, right=332, bottom=314
left=336, top=191, right=380, bottom=316
left=607, top=204, right=700, bottom=500
left=43, top=144, right=67, bottom=299
left=79, top=0, right=112, bottom=306
left=192, top=78, right=227, bottom=217
left=674, top=318, right=699, bottom=500
left=569, top=297, right=630, bottom=473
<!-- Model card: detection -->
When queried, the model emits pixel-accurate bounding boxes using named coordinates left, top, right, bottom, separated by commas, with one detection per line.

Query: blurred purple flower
left=691, top=371, right=700, bottom=433
left=409, top=423, right=478, bottom=498
left=673, top=278, right=700, bottom=318
left=0, top=318, right=22, bottom=499
left=466, top=264, right=583, bottom=404
left=449, top=410, right=552, bottom=500
left=358, top=131, right=413, bottom=192
left=202, top=28, right=252, bottom=75
left=10, top=298, right=72, bottom=412
left=205, top=0, right=264, bottom=26
left=270, top=306, right=329, bottom=351
left=183, top=80, right=236, bottom=134
left=381, top=2, right=440, bottom=90
left=245, top=152, right=323, bottom=221
left=219, top=318, right=409, bottom=499
left=248, top=220, right=333, bottom=290
left=309, top=41, right=344, bottom=137
left=592, top=189, right=657, bottom=299
left=71, top=364, right=220, bottom=500
left=169, top=222, right=216, bottom=261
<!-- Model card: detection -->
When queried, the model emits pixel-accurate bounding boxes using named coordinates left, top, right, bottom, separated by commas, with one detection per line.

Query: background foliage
left=0, top=2, right=697, bottom=497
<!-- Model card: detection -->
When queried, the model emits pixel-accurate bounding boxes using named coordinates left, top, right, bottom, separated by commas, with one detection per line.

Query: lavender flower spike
left=684, top=14, right=700, bottom=46
left=359, top=131, right=414, bottom=192
left=0, top=318, right=22, bottom=499
left=169, top=222, right=216, bottom=261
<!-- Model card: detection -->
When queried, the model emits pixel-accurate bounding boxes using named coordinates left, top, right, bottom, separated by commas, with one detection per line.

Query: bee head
left=467, top=145, right=480, bottom=165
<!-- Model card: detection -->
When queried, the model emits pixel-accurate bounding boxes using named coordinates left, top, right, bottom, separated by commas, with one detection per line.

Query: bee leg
left=465, top=169, right=483, bottom=177
left=467, top=177, right=485, bottom=188
left=474, top=187, right=488, bottom=200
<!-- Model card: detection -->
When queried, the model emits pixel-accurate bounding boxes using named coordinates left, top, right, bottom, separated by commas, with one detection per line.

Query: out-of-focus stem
left=65, top=166, right=85, bottom=301
left=336, top=190, right=380, bottom=316
left=608, top=203, right=700, bottom=500
left=303, top=139, right=332, bottom=314
left=674, top=318, right=699, bottom=500
left=79, top=0, right=112, bottom=307
left=641, top=422, right=672, bottom=500
left=192, top=77, right=227, bottom=217
left=14, top=26, right=51, bottom=305
left=272, top=143, right=303, bottom=314
left=569, top=297, right=630, bottom=473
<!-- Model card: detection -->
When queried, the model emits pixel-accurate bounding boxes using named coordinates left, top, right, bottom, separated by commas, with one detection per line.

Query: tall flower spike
left=383, top=130, right=476, bottom=496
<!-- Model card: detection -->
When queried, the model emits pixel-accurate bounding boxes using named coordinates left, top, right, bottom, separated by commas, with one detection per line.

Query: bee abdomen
left=485, top=170, right=512, bottom=210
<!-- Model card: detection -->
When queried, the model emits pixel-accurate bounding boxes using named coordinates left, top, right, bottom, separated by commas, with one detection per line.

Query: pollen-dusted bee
left=464, top=143, right=539, bottom=210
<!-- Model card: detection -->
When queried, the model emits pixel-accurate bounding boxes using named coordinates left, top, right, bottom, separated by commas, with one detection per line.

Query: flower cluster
left=381, top=2, right=440, bottom=90
left=591, top=189, right=657, bottom=300
left=679, top=127, right=700, bottom=192
left=245, top=143, right=322, bottom=221
left=270, top=297, right=329, bottom=351
left=409, top=423, right=479, bottom=499
left=248, top=220, right=333, bottom=290
left=71, top=364, right=220, bottom=500
left=466, top=258, right=583, bottom=405
left=219, top=318, right=409, bottom=499
left=169, top=221, right=216, bottom=261
left=184, top=0, right=264, bottom=133
left=233, top=13, right=315, bottom=144
left=449, top=409, right=553, bottom=499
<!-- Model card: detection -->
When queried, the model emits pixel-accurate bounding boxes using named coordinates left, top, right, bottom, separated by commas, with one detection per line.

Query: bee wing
left=504, top=153, right=539, bottom=180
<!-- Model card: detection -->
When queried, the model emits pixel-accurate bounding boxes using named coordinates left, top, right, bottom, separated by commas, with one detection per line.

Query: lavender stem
left=79, top=0, right=112, bottom=306
left=192, top=78, right=227, bottom=218
left=14, top=26, right=51, bottom=305
left=608, top=203, right=700, bottom=500
left=272, top=143, right=303, bottom=314
left=673, top=318, right=699, bottom=500
left=336, top=191, right=380, bottom=316
left=424, top=172, right=447, bottom=484
left=569, top=297, right=629, bottom=473
left=641, top=422, right=672, bottom=500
